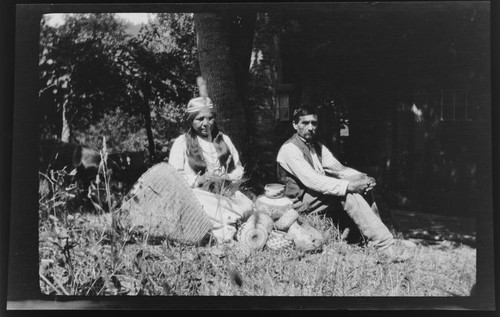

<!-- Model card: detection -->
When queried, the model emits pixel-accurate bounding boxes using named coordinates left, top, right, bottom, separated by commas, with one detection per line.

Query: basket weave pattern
left=120, top=162, right=213, bottom=245
left=266, top=230, right=293, bottom=250
left=274, top=208, right=299, bottom=231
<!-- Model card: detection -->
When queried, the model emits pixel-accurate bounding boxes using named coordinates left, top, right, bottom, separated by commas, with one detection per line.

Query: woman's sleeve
left=168, top=135, right=198, bottom=187
left=223, top=134, right=244, bottom=181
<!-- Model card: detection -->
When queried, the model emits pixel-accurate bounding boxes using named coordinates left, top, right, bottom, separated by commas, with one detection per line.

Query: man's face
left=192, top=107, right=215, bottom=137
left=293, top=114, right=318, bottom=141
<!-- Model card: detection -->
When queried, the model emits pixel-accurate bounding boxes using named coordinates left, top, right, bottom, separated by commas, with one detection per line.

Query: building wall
left=272, top=3, right=490, bottom=216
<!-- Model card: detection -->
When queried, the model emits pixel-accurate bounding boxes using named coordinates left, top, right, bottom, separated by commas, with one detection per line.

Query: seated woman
left=168, top=96, right=253, bottom=242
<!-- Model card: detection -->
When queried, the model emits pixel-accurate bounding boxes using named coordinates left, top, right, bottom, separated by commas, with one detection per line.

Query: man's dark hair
left=292, top=106, right=318, bottom=124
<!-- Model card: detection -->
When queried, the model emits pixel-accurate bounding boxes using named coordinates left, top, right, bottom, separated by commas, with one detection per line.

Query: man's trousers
left=300, top=190, right=394, bottom=250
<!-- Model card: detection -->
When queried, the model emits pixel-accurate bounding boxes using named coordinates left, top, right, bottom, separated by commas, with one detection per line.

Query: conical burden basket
left=120, top=162, right=213, bottom=245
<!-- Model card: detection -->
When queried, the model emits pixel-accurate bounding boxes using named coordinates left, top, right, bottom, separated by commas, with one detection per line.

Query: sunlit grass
left=38, top=141, right=476, bottom=297
left=39, top=189, right=476, bottom=296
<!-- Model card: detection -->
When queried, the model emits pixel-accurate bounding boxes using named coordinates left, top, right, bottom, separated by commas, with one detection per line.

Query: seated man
left=276, top=106, right=395, bottom=254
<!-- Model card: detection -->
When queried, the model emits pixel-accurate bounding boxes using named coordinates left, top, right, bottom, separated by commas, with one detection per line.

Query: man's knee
left=301, top=191, right=342, bottom=215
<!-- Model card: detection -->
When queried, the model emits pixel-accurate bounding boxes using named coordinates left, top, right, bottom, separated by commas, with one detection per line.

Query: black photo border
left=2, top=0, right=498, bottom=312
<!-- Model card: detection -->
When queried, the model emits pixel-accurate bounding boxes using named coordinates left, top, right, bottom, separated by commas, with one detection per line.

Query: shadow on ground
left=389, top=209, right=476, bottom=248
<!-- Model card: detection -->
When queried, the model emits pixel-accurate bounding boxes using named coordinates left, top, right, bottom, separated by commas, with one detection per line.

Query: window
left=275, top=84, right=294, bottom=122
left=277, top=93, right=290, bottom=121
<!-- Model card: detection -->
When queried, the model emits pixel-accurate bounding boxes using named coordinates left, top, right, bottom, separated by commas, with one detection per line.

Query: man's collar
left=297, top=133, right=310, bottom=144
left=295, top=134, right=318, bottom=153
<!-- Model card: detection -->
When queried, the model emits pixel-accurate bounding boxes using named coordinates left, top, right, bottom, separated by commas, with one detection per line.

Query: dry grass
left=38, top=146, right=476, bottom=297
left=38, top=186, right=476, bottom=297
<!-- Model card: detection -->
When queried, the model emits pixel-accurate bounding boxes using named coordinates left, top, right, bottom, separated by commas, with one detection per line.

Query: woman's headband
left=187, top=97, right=214, bottom=113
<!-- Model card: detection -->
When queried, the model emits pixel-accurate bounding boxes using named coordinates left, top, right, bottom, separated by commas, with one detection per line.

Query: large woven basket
left=119, top=162, right=213, bottom=245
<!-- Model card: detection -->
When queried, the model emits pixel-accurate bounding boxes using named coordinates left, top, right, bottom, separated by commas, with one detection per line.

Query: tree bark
left=228, top=13, right=257, bottom=111
left=194, top=13, right=255, bottom=159
left=245, top=13, right=282, bottom=187
left=141, top=79, right=156, bottom=162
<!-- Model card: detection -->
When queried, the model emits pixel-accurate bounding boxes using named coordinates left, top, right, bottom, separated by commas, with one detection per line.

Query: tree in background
left=193, top=13, right=256, bottom=159
left=115, top=13, right=199, bottom=161
left=39, top=13, right=129, bottom=141
left=39, top=13, right=199, bottom=160
left=245, top=13, right=285, bottom=188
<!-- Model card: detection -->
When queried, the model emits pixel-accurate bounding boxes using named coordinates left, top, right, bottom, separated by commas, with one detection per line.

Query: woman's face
left=191, top=108, right=215, bottom=138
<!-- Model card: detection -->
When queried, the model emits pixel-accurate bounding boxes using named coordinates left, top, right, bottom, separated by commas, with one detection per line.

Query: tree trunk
left=246, top=13, right=283, bottom=187
left=141, top=80, right=156, bottom=162
left=193, top=13, right=255, bottom=158
left=61, top=99, right=70, bottom=142
left=228, top=13, right=257, bottom=112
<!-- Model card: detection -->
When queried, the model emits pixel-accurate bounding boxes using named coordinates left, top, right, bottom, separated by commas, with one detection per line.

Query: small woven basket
left=245, top=213, right=274, bottom=232
left=236, top=221, right=268, bottom=250
left=264, top=183, right=285, bottom=198
left=254, top=195, right=294, bottom=220
left=266, top=230, right=293, bottom=250
left=288, top=222, right=323, bottom=252
left=274, top=208, right=299, bottom=231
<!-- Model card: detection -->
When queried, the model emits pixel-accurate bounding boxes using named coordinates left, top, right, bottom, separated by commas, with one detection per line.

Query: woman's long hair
left=184, top=111, right=235, bottom=175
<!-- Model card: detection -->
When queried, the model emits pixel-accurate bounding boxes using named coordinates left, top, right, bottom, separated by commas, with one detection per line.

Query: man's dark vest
left=277, top=133, right=323, bottom=198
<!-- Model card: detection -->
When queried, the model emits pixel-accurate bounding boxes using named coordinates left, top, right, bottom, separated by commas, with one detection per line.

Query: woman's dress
left=168, top=133, right=253, bottom=242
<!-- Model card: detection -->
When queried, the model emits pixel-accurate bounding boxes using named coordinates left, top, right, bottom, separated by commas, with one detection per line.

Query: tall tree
left=193, top=13, right=256, bottom=158
left=246, top=13, right=283, bottom=186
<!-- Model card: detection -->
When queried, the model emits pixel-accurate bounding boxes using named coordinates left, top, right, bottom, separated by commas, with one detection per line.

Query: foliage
left=116, top=13, right=199, bottom=113
left=150, top=100, right=189, bottom=151
left=72, top=108, right=147, bottom=153
left=39, top=13, right=198, bottom=152
left=39, top=14, right=130, bottom=134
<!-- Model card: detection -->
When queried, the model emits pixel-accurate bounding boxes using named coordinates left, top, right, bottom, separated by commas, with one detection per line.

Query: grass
left=38, top=148, right=476, bottom=297
left=38, top=194, right=476, bottom=296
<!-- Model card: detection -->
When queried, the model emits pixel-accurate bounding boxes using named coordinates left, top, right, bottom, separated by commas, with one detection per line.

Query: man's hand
left=346, top=174, right=376, bottom=195
left=291, top=197, right=309, bottom=213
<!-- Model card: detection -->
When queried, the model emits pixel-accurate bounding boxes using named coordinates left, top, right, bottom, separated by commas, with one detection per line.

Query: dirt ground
left=388, top=209, right=476, bottom=248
